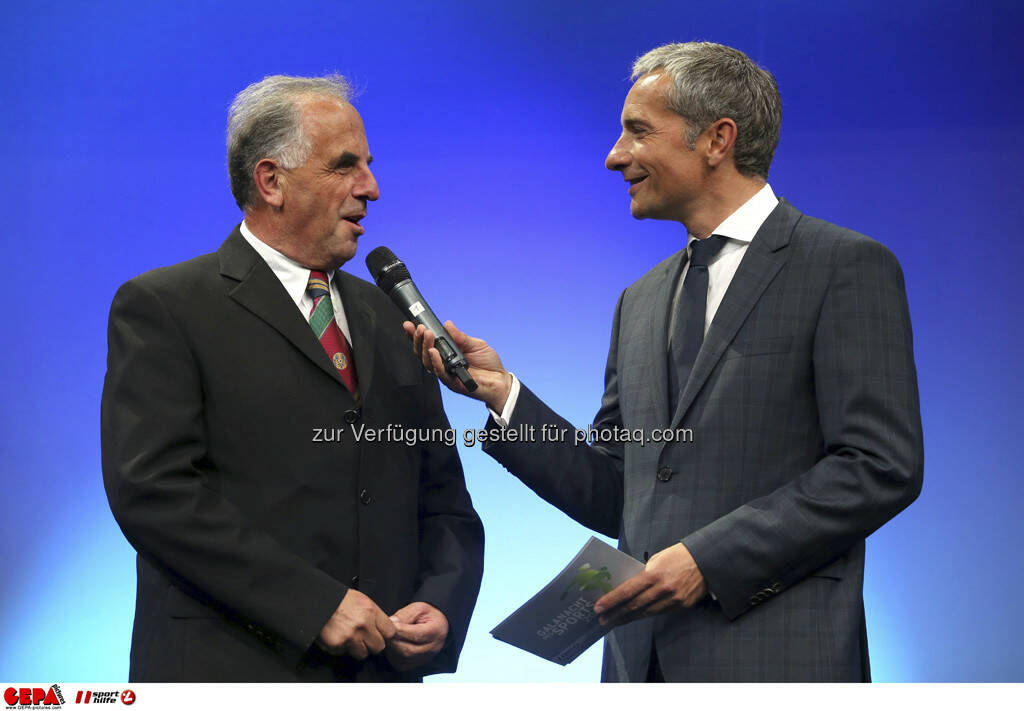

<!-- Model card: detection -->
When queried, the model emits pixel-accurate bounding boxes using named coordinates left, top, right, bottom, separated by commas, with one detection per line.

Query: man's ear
left=253, top=158, right=285, bottom=208
left=704, top=118, right=738, bottom=168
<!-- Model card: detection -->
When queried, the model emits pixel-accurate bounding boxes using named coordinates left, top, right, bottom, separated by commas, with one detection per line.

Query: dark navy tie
left=668, top=235, right=727, bottom=414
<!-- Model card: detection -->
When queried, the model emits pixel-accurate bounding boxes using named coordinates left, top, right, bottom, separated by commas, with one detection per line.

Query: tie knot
left=307, top=270, right=330, bottom=300
left=689, top=235, right=726, bottom=268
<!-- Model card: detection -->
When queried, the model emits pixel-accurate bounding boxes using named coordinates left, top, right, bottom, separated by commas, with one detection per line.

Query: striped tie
left=307, top=270, right=359, bottom=399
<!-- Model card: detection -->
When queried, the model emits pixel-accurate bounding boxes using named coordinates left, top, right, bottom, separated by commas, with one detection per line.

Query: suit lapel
left=669, top=200, right=802, bottom=428
left=334, top=271, right=376, bottom=401
left=643, top=251, right=686, bottom=429
left=218, top=227, right=350, bottom=390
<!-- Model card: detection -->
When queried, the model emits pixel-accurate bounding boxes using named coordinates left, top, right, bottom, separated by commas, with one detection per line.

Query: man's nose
left=605, top=135, right=629, bottom=172
left=356, top=168, right=380, bottom=201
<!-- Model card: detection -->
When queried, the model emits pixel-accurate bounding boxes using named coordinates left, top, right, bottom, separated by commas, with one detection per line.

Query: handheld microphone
left=365, top=246, right=478, bottom=393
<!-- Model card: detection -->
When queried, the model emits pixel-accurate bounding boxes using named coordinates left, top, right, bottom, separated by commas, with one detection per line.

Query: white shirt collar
left=239, top=220, right=334, bottom=306
left=687, top=183, right=778, bottom=247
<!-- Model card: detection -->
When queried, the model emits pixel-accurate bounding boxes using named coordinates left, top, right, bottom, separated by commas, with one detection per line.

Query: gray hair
left=632, top=42, right=781, bottom=179
left=227, top=74, right=352, bottom=210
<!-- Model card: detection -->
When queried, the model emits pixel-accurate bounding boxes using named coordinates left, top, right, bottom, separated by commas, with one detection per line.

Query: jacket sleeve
left=101, top=278, right=347, bottom=652
left=482, top=291, right=628, bottom=538
left=682, top=237, right=924, bottom=620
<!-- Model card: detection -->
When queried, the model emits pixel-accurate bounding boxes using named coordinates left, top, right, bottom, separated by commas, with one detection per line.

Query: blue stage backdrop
left=2, top=0, right=1021, bottom=682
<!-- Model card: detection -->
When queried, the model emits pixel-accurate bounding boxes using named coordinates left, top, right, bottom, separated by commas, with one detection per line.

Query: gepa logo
left=3, top=685, right=64, bottom=707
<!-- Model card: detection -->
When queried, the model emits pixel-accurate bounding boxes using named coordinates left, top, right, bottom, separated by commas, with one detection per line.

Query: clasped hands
left=317, top=589, right=448, bottom=671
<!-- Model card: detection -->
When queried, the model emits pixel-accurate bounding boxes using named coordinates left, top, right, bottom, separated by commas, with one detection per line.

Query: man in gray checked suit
left=408, top=42, right=923, bottom=681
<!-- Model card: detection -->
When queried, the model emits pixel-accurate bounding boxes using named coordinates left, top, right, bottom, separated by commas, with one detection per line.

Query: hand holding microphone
left=365, top=246, right=512, bottom=410
left=366, top=246, right=477, bottom=391
left=405, top=320, right=513, bottom=412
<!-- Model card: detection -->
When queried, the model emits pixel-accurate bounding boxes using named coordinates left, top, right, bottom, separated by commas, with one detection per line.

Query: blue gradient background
left=2, top=0, right=1021, bottom=682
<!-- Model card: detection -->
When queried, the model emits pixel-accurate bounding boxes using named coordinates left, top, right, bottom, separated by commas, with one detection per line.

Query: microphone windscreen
left=365, top=246, right=398, bottom=278
left=365, top=246, right=411, bottom=292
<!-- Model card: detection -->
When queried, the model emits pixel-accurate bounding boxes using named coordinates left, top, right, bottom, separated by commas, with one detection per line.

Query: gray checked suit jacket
left=484, top=199, right=923, bottom=682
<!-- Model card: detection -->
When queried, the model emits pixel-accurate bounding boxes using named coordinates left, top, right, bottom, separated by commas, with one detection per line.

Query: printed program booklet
left=490, top=536, right=644, bottom=665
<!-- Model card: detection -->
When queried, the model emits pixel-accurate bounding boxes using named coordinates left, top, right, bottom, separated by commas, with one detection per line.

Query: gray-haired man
left=410, top=42, right=922, bottom=682
left=102, top=75, right=484, bottom=682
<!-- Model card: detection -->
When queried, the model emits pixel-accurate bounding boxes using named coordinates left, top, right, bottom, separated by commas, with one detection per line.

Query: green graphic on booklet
left=560, top=563, right=612, bottom=600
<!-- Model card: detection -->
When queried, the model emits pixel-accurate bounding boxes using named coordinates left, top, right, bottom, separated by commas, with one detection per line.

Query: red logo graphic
left=71, top=689, right=134, bottom=706
left=3, top=685, right=64, bottom=706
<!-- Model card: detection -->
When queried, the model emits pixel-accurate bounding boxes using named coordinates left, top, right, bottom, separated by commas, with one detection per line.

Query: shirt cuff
left=487, top=373, right=520, bottom=427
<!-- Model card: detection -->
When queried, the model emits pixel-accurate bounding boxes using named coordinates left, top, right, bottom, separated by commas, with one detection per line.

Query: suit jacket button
left=344, top=409, right=360, bottom=424
left=349, top=575, right=360, bottom=589
left=748, top=595, right=760, bottom=606
left=657, top=467, right=673, bottom=482
left=360, top=489, right=372, bottom=505
left=771, top=583, right=782, bottom=593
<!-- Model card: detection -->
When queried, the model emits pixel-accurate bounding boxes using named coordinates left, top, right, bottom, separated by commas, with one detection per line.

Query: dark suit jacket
left=485, top=200, right=923, bottom=681
left=101, top=226, right=484, bottom=682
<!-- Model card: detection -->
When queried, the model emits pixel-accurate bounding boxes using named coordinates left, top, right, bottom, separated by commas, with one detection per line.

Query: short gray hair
left=227, top=74, right=352, bottom=210
left=632, top=42, right=781, bottom=179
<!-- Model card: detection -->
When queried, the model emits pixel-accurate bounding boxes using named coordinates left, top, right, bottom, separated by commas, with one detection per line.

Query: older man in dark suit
left=102, top=74, right=484, bottom=682
left=409, top=42, right=922, bottom=682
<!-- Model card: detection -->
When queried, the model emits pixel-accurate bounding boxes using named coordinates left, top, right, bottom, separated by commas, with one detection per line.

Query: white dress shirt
left=239, top=221, right=353, bottom=344
left=669, top=182, right=778, bottom=341
left=491, top=183, right=779, bottom=426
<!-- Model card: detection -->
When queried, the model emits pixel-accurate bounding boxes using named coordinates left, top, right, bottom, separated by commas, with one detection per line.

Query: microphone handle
left=389, top=280, right=478, bottom=392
